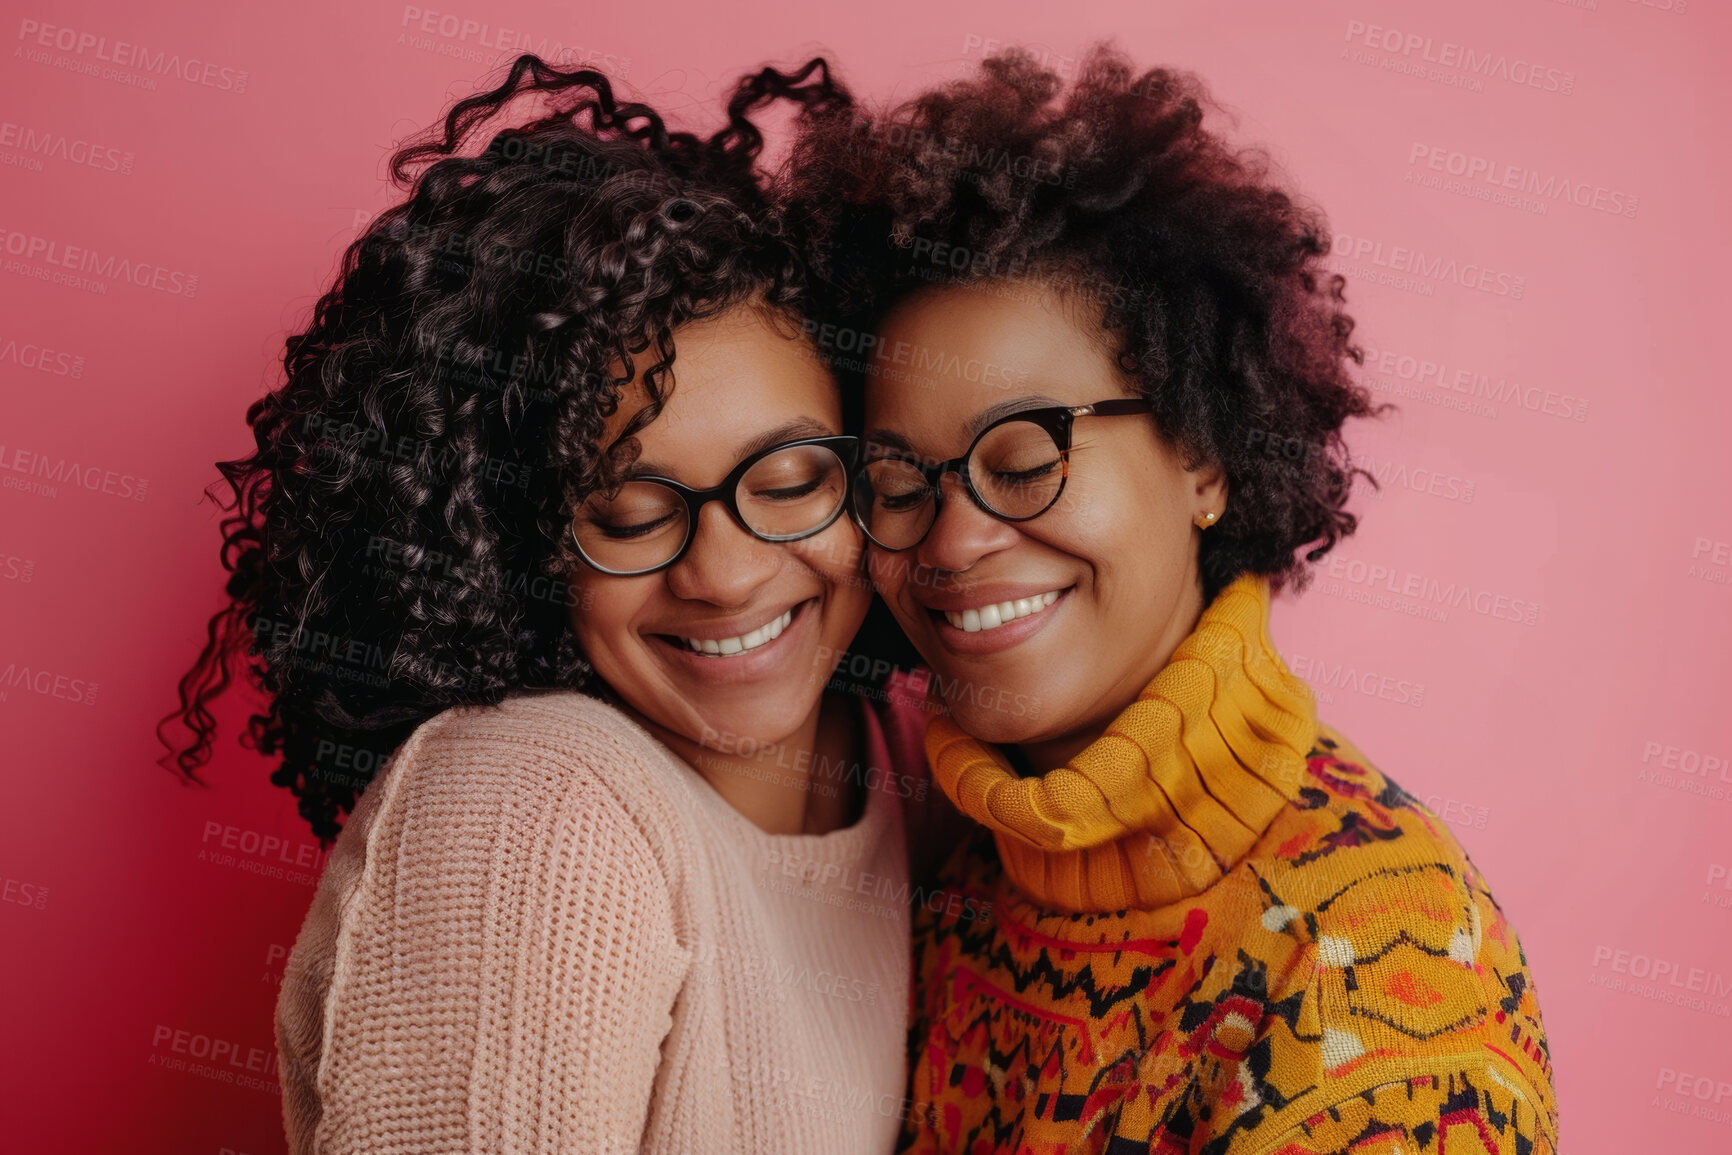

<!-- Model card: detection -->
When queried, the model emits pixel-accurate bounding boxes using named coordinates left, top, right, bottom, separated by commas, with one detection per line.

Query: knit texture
left=276, top=688, right=915, bottom=1154
left=899, top=576, right=1557, bottom=1154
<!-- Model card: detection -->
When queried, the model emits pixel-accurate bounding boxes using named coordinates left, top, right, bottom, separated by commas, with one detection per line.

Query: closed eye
left=753, top=477, right=827, bottom=501
left=592, top=511, right=680, bottom=539
left=991, top=462, right=1061, bottom=484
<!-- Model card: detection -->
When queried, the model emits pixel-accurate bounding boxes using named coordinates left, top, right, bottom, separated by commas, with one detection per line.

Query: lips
left=942, top=589, right=1062, bottom=633
left=675, top=607, right=794, bottom=656
left=919, top=584, right=1074, bottom=656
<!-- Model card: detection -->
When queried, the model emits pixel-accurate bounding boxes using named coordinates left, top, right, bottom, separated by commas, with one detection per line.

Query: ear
left=1189, top=458, right=1228, bottom=522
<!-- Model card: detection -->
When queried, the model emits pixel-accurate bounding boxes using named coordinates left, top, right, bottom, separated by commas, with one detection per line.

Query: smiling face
left=863, top=280, right=1226, bottom=768
left=566, top=303, right=870, bottom=759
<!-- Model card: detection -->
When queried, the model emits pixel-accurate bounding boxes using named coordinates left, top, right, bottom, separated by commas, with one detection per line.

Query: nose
left=664, top=500, right=782, bottom=606
left=913, top=471, right=1020, bottom=575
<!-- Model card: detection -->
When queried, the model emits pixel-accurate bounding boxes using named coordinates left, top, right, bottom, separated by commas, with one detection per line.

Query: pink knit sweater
left=276, top=687, right=922, bottom=1153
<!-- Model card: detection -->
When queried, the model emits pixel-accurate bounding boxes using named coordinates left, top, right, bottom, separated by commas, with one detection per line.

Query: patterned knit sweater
left=895, top=576, right=1558, bottom=1154
left=276, top=688, right=921, bottom=1154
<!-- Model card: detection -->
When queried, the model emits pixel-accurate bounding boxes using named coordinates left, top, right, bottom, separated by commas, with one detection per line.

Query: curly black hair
left=779, top=43, right=1387, bottom=604
left=158, top=53, right=853, bottom=842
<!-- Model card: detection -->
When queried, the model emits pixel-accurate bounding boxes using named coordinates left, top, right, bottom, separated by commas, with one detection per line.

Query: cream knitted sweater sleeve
left=276, top=703, right=691, bottom=1154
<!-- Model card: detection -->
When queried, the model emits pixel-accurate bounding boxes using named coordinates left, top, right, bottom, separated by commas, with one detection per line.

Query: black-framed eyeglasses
left=850, top=399, right=1152, bottom=552
left=571, top=435, right=859, bottom=576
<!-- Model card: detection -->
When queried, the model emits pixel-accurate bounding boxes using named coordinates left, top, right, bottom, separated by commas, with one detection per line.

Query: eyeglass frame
left=850, top=398, right=1155, bottom=551
left=570, top=434, right=861, bottom=576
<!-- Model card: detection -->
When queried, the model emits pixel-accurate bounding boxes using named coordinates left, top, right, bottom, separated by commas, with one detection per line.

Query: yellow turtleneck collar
left=924, top=574, right=1320, bottom=914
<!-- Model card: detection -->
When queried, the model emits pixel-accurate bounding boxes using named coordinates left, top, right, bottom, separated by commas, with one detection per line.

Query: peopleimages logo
left=1358, top=341, right=1588, bottom=423
left=1342, top=20, right=1576, bottom=95
left=396, top=7, right=631, bottom=74
left=0, top=120, right=134, bottom=175
left=0, top=226, right=198, bottom=297
left=15, top=19, right=249, bottom=93
left=1319, top=556, right=1542, bottom=627
left=1329, top=232, right=1525, bottom=299
left=0, top=443, right=149, bottom=501
left=1355, top=454, right=1475, bottom=504
left=1407, top=143, right=1638, bottom=219
left=1287, top=652, right=1427, bottom=709
left=0, top=333, right=84, bottom=378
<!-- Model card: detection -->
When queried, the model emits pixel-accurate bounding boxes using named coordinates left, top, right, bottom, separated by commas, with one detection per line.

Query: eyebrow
left=624, top=417, right=836, bottom=480
left=866, top=396, right=1063, bottom=453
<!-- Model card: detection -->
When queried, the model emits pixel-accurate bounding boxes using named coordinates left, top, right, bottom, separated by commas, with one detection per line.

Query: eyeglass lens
left=574, top=443, right=850, bottom=573
left=856, top=418, right=1065, bottom=551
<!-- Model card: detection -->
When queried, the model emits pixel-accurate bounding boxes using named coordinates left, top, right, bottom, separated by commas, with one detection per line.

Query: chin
left=678, top=692, right=813, bottom=748
left=942, top=697, right=1047, bottom=747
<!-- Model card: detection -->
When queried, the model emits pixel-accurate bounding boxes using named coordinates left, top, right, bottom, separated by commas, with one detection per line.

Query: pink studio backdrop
left=1, top=0, right=1728, bottom=1151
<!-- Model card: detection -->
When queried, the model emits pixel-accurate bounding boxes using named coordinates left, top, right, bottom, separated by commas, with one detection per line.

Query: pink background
left=2, top=0, right=1729, bottom=1151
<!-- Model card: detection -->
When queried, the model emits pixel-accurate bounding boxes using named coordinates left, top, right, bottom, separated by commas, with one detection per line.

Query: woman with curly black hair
left=782, top=45, right=1558, bottom=1155
left=161, top=55, right=929, bottom=1153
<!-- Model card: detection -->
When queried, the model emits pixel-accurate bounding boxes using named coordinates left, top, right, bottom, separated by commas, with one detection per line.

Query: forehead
left=605, top=305, right=840, bottom=443
left=865, top=281, right=1123, bottom=434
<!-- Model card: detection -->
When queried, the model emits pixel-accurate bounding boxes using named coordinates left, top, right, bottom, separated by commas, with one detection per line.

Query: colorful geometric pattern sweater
left=897, top=575, right=1558, bottom=1155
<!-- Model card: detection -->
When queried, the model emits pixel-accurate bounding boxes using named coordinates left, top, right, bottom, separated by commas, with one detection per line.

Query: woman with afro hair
left=161, top=55, right=932, bottom=1154
left=783, top=44, right=1558, bottom=1155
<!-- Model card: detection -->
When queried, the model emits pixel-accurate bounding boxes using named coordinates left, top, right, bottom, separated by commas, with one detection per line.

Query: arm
left=1249, top=1067, right=1555, bottom=1155
left=1241, top=858, right=1557, bottom=1155
left=282, top=716, right=687, bottom=1154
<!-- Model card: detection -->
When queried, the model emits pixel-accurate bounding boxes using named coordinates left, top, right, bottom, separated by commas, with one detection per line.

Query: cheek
left=796, top=517, right=864, bottom=578
left=791, top=525, right=870, bottom=613
left=1057, top=463, right=1189, bottom=570
left=568, top=576, right=650, bottom=659
left=866, top=549, right=917, bottom=615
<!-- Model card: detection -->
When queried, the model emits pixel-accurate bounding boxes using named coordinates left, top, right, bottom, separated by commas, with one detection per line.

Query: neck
left=623, top=691, right=861, bottom=836
left=924, top=574, right=1318, bottom=912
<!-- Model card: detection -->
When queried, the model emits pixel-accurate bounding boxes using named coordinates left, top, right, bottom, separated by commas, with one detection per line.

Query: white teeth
left=944, top=589, right=1062, bottom=633
left=683, top=608, right=793, bottom=656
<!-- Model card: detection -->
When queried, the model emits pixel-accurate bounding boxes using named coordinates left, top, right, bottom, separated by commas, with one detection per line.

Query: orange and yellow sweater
left=897, top=576, right=1557, bottom=1155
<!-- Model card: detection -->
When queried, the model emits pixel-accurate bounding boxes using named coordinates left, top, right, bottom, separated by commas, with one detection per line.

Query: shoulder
left=1257, top=720, right=1537, bottom=995
left=1259, top=720, right=1479, bottom=883
left=361, top=689, right=697, bottom=890
left=1235, top=721, right=1557, bottom=1152
left=401, top=688, right=672, bottom=777
left=386, top=689, right=690, bottom=812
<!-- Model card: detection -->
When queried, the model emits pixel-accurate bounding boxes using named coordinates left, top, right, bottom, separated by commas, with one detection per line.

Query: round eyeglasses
left=572, top=435, right=859, bottom=576
left=850, top=399, right=1153, bottom=552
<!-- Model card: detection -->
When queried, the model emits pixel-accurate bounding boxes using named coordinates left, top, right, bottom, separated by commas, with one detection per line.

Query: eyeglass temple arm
left=1068, top=398, right=1154, bottom=417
